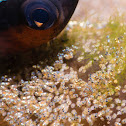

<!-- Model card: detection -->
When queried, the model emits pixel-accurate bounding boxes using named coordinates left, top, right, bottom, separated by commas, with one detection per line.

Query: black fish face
left=0, top=0, right=79, bottom=56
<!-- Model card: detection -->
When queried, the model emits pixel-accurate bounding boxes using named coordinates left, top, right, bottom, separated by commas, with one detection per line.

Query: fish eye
left=22, top=0, right=59, bottom=30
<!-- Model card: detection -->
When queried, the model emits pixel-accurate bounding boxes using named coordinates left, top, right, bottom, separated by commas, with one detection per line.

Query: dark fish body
left=0, top=0, right=78, bottom=56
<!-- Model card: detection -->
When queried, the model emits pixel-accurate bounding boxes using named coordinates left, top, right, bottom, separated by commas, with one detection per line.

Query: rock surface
left=72, top=0, right=126, bottom=21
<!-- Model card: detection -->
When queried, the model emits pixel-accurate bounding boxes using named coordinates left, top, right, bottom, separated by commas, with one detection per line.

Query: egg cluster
left=0, top=21, right=126, bottom=126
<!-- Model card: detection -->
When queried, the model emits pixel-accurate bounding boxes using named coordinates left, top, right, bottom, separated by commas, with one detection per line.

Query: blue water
left=0, top=0, right=6, bottom=2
